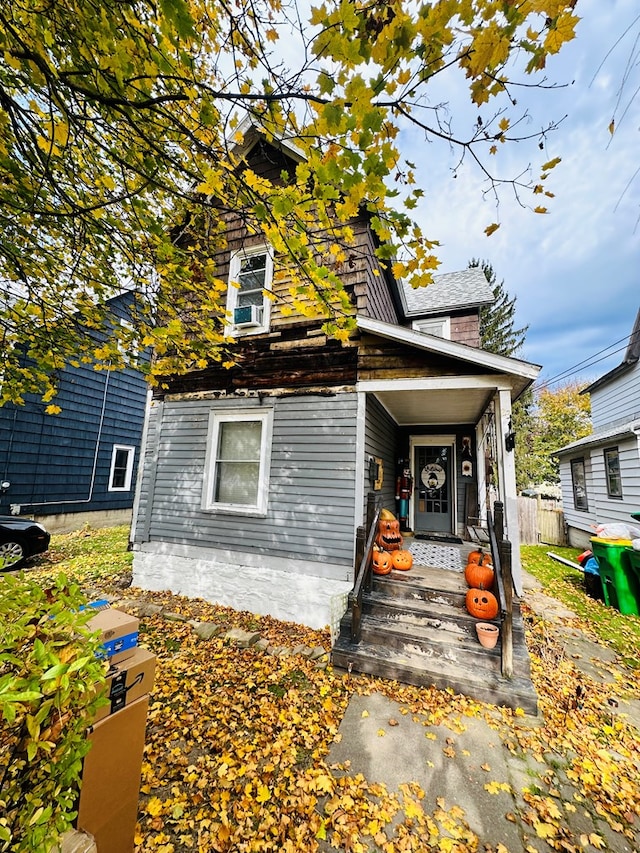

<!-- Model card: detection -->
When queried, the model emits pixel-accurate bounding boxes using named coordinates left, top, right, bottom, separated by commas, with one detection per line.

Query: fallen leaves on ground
left=21, top=528, right=640, bottom=852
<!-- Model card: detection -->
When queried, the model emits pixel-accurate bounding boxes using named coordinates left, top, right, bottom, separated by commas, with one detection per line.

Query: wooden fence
left=517, top=496, right=567, bottom=546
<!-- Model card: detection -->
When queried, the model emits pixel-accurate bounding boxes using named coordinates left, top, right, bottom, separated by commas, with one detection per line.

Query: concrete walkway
left=324, top=569, right=640, bottom=852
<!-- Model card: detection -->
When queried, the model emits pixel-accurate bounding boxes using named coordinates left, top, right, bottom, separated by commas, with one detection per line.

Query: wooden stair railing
left=351, top=493, right=381, bottom=643
left=487, top=502, right=514, bottom=678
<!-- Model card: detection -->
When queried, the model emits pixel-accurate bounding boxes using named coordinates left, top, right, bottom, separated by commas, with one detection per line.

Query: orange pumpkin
left=467, top=550, right=484, bottom=565
left=467, top=549, right=493, bottom=567
left=464, top=561, right=495, bottom=590
left=372, top=549, right=392, bottom=575
left=392, top=549, right=413, bottom=571
left=376, top=509, right=403, bottom=552
left=465, top=588, right=499, bottom=620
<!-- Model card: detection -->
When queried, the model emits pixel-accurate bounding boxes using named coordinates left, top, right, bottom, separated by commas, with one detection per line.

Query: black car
left=0, top=515, right=51, bottom=569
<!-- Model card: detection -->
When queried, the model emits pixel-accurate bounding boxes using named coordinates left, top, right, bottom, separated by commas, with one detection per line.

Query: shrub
left=0, top=572, right=108, bottom=852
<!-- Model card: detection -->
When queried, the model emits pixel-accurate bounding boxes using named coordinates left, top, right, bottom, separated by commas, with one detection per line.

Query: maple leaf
left=256, top=784, right=271, bottom=803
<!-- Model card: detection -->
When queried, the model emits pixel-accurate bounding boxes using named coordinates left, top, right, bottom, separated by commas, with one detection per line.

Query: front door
left=413, top=443, right=454, bottom=534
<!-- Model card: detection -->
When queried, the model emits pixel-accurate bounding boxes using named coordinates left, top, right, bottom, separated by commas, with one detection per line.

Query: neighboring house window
left=604, top=447, right=623, bottom=498
left=109, top=445, right=135, bottom=491
left=411, top=317, right=451, bottom=338
left=570, top=458, right=588, bottom=511
left=226, top=245, right=273, bottom=335
left=203, top=409, right=273, bottom=515
left=117, top=318, right=140, bottom=360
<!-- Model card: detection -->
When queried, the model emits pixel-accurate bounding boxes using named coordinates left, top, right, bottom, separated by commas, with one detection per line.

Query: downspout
left=10, top=368, right=111, bottom=513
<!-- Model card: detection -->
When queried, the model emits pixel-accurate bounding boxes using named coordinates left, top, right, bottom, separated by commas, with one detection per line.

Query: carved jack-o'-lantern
left=372, top=548, right=392, bottom=575
left=392, top=549, right=413, bottom=571
left=464, top=561, right=495, bottom=590
left=465, top=588, right=499, bottom=620
left=376, top=509, right=403, bottom=552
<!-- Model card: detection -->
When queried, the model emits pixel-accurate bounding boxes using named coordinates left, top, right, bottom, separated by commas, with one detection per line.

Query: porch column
left=475, top=418, right=487, bottom=524
left=495, top=389, right=523, bottom=594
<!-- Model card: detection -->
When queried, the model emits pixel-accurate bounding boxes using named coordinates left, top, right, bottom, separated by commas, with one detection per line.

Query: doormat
left=415, top=533, right=463, bottom=545
left=408, top=541, right=464, bottom=572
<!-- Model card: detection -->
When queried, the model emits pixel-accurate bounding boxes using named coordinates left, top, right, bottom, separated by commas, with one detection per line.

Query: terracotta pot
left=475, top=622, right=499, bottom=649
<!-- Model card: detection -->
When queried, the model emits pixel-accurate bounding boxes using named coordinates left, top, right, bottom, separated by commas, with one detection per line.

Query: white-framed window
left=109, top=445, right=135, bottom=491
left=604, top=446, right=623, bottom=499
left=411, top=316, right=451, bottom=339
left=570, top=457, right=588, bottom=511
left=202, top=409, right=273, bottom=516
left=225, top=245, right=274, bottom=336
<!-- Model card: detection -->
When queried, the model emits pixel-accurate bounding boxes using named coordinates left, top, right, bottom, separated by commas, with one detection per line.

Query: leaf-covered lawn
left=20, top=528, right=640, bottom=852
left=522, top=544, right=640, bottom=668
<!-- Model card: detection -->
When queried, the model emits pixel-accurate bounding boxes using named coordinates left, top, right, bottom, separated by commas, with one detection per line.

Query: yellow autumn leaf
left=533, top=206, right=548, bottom=214
left=484, top=781, right=510, bottom=794
left=484, top=222, right=500, bottom=237
left=541, top=157, right=562, bottom=171
left=377, top=728, right=386, bottom=736
left=534, top=821, right=557, bottom=839
left=146, top=797, right=163, bottom=817
left=256, top=784, right=271, bottom=803
left=544, top=12, right=579, bottom=55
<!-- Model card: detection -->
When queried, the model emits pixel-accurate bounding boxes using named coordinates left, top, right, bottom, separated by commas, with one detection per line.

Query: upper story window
left=109, top=445, right=135, bottom=491
left=411, top=317, right=451, bottom=339
left=226, top=245, right=273, bottom=336
left=604, top=446, right=623, bottom=498
left=570, top=458, right=588, bottom=511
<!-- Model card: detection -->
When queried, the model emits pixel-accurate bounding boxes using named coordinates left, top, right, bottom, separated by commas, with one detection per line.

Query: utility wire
left=531, top=333, right=633, bottom=392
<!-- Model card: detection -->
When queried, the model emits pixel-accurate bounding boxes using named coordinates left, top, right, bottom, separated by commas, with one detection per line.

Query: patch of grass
left=522, top=545, right=640, bottom=668
left=25, top=524, right=132, bottom=591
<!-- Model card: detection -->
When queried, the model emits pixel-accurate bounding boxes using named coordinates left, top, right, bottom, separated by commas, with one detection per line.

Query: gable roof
left=357, top=315, right=539, bottom=398
left=583, top=307, right=640, bottom=395
left=399, top=268, right=495, bottom=317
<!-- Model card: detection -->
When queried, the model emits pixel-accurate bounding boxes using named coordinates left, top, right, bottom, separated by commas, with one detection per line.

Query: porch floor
left=332, top=539, right=538, bottom=714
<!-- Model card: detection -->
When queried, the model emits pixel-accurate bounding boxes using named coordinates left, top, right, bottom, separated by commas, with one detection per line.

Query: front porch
left=332, top=510, right=538, bottom=714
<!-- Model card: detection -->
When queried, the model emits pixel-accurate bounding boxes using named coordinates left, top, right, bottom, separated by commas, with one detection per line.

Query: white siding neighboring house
left=557, top=308, right=640, bottom=548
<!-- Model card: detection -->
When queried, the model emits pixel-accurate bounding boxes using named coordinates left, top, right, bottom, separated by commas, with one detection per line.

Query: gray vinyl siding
left=133, top=393, right=359, bottom=565
left=364, top=395, right=398, bottom=517
left=560, top=437, right=640, bottom=534
left=590, top=364, right=640, bottom=429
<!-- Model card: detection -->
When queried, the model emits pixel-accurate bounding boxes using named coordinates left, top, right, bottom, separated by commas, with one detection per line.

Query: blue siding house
left=0, top=294, right=149, bottom=533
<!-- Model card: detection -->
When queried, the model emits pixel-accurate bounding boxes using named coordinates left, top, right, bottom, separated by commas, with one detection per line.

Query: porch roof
left=356, top=316, right=540, bottom=426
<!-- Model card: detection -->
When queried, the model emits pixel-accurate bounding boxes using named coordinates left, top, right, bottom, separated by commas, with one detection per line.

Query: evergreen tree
left=469, top=259, right=529, bottom=357
left=469, top=259, right=533, bottom=488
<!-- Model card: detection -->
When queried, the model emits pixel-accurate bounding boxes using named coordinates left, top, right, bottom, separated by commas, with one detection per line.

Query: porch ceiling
left=374, top=387, right=494, bottom=426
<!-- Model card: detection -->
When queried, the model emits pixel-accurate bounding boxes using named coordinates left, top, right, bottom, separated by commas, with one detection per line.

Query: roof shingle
left=401, top=268, right=495, bottom=316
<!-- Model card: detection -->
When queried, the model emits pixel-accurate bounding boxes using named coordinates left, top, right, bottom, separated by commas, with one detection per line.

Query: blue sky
left=404, top=0, right=639, bottom=388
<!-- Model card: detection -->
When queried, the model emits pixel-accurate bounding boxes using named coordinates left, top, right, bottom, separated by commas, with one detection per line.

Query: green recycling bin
left=626, top=548, right=640, bottom=603
left=590, top=537, right=640, bottom=616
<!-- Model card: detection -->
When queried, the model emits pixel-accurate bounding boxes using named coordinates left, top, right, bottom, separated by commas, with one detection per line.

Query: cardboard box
left=77, top=695, right=149, bottom=853
left=87, top=607, right=139, bottom=664
left=93, top=647, right=156, bottom=723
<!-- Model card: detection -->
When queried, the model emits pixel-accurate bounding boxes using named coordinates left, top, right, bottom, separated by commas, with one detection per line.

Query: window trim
left=225, top=244, right=274, bottom=337
left=411, top=316, right=451, bottom=339
left=108, top=445, right=135, bottom=492
left=603, top=446, right=623, bottom=499
left=570, top=457, right=588, bottom=512
left=202, top=408, right=273, bottom=516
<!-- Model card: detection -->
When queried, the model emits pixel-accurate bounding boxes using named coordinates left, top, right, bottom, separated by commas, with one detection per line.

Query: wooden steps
left=332, top=560, right=538, bottom=714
